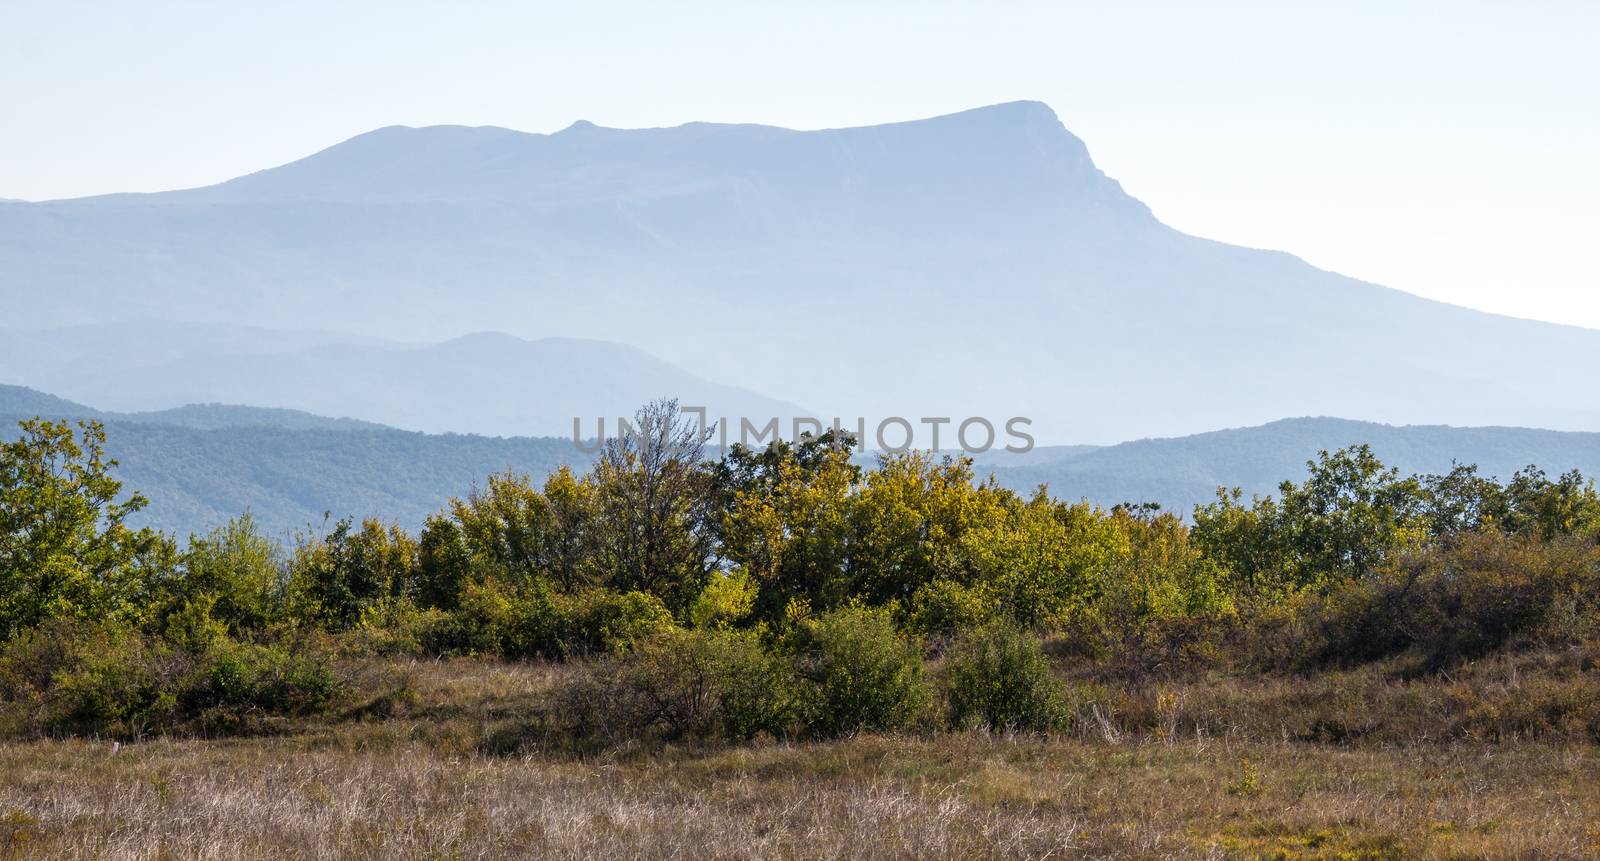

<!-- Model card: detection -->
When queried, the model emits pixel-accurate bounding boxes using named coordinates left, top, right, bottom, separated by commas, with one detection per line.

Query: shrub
left=547, top=629, right=798, bottom=745
left=346, top=597, right=450, bottom=657
left=943, top=622, right=1067, bottom=732
left=417, top=579, right=570, bottom=660
left=1290, top=532, right=1600, bottom=671
left=192, top=638, right=343, bottom=718
left=0, top=619, right=346, bottom=739
left=904, top=579, right=994, bottom=637
left=791, top=606, right=930, bottom=738
left=564, top=589, right=675, bottom=656
left=41, top=628, right=181, bottom=738
left=0, top=620, right=182, bottom=739
left=434, top=580, right=522, bottom=656
left=712, top=631, right=800, bottom=740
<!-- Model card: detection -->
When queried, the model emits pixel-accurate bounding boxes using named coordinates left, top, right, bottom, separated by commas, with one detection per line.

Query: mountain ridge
left=2, top=101, right=1597, bottom=442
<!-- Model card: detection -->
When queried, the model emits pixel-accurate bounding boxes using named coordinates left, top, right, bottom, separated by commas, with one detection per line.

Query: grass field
left=3, top=660, right=1598, bottom=861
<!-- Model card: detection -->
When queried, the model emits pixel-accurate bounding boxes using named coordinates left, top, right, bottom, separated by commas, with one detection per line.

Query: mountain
left=3, top=102, right=1598, bottom=441
left=0, top=384, right=388, bottom=432
left=991, top=417, right=1600, bottom=512
left=0, top=387, right=579, bottom=538
left=0, top=330, right=807, bottom=438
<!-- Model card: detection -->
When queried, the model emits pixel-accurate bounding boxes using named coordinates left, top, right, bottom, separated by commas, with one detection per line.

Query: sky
left=4, top=1, right=1597, bottom=329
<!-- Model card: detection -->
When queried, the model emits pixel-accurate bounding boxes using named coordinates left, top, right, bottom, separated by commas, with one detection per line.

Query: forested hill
left=12, top=419, right=579, bottom=539
left=987, top=417, right=1600, bottom=513
left=1, top=385, right=578, bottom=537
left=5, top=387, right=1598, bottom=538
left=0, top=384, right=388, bottom=432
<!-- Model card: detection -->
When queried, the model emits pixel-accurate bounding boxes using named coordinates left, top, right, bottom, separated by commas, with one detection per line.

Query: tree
left=589, top=399, right=717, bottom=614
left=851, top=451, right=1015, bottom=606
left=1502, top=466, right=1600, bottom=540
left=287, top=517, right=417, bottom=629
left=173, top=514, right=286, bottom=634
left=1194, top=446, right=1426, bottom=596
left=716, top=431, right=861, bottom=620
left=1276, top=445, right=1426, bottom=583
left=0, top=420, right=173, bottom=641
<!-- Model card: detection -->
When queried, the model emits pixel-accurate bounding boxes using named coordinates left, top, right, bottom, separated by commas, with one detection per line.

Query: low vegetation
left=2, top=401, right=1599, bottom=858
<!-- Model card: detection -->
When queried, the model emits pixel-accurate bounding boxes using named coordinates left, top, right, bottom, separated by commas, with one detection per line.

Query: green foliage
left=1297, top=531, right=1600, bottom=670
left=689, top=568, right=758, bottom=629
left=791, top=606, right=930, bottom=737
left=549, top=628, right=799, bottom=745
left=563, top=588, right=676, bottom=656
left=173, top=514, right=285, bottom=634
left=348, top=597, right=450, bottom=658
left=716, top=431, right=861, bottom=620
left=7, top=412, right=1600, bottom=752
left=904, top=578, right=995, bottom=636
left=287, top=518, right=417, bottom=630
left=943, top=622, right=1067, bottom=732
left=0, top=619, right=342, bottom=739
left=192, top=637, right=342, bottom=719
left=959, top=494, right=1123, bottom=629
left=7, top=621, right=179, bottom=738
left=1194, top=446, right=1428, bottom=597
left=853, top=452, right=1015, bottom=607
left=0, top=420, right=175, bottom=641
left=586, top=400, right=717, bottom=615
left=713, top=631, right=801, bottom=740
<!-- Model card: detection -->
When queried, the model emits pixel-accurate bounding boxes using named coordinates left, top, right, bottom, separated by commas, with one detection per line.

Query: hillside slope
left=994, top=417, right=1600, bottom=512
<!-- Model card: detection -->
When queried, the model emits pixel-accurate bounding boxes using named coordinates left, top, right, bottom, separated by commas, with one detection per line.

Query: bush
left=0, top=619, right=346, bottom=739
left=904, top=579, right=994, bottom=637
left=419, top=580, right=569, bottom=659
left=346, top=597, right=451, bottom=657
left=563, top=589, right=676, bottom=656
left=1289, top=533, right=1600, bottom=671
left=791, top=606, right=930, bottom=738
left=0, top=621, right=183, bottom=739
left=547, top=628, right=798, bottom=746
left=943, top=622, right=1067, bottom=732
left=192, top=638, right=343, bottom=718
left=38, top=625, right=181, bottom=739
left=712, top=631, right=800, bottom=740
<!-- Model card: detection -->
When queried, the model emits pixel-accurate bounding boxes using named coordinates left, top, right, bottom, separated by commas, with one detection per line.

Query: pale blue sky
left=4, top=1, right=1597, bottom=328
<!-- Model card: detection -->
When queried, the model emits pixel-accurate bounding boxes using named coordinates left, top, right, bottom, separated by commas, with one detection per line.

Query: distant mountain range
left=978, top=418, right=1600, bottom=512
left=0, top=325, right=804, bottom=437
left=5, top=386, right=1596, bottom=539
left=4, top=102, right=1598, bottom=442
left=0, top=385, right=576, bottom=538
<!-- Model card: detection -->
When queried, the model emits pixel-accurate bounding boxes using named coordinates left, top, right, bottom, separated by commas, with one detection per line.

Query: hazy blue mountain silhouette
left=0, top=330, right=805, bottom=438
left=983, top=417, right=1600, bottom=514
left=3, top=102, right=1597, bottom=442
left=0, top=383, right=389, bottom=432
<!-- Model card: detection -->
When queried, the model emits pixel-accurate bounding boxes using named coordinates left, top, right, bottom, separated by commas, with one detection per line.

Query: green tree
left=0, top=420, right=174, bottom=641
left=717, top=431, right=861, bottom=620
left=172, top=514, right=286, bottom=634
left=287, top=517, right=417, bottom=629
left=1194, top=446, right=1426, bottom=596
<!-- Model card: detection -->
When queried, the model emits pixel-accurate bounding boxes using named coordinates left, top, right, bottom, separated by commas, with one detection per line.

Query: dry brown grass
left=2, top=658, right=1598, bottom=860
